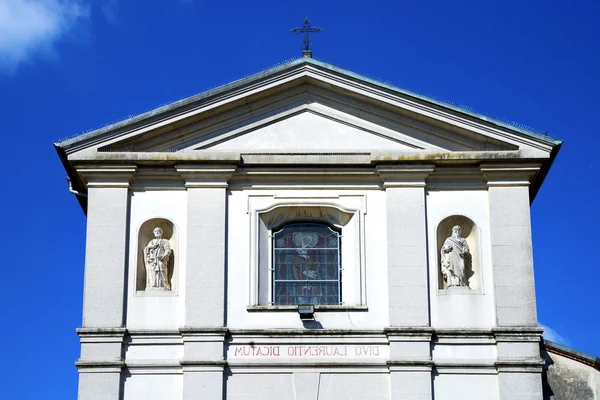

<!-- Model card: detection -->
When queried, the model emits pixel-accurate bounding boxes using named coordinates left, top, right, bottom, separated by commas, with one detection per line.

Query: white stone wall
left=122, top=374, right=183, bottom=399
left=126, top=190, right=188, bottom=330
left=76, top=168, right=545, bottom=400
left=65, top=59, right=561, bottom=400
left=542, top=349, right=600, bottom=399
left=427, top=189, right=496, bottom=328
left=434, top=373, right=499, bottom=400
left=226, top=188, right=389, bottom=330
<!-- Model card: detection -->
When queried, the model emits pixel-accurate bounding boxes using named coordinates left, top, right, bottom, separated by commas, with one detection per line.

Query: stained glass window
left=272, top=223, right=341, bottom=305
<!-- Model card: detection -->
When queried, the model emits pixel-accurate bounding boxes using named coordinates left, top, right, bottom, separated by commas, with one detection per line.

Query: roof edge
left=544, top=339, right=600, bottom=370
left=56, top=57, right=562, bottom=150
left=306, top=58, right=562, bottom=146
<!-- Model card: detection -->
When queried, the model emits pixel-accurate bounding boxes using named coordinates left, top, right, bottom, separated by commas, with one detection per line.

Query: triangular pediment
left=58, top=58, right=560, bottom=160
left=90, top=88, right=521, bottom=155
left=194, top=110, right=424, bottom=151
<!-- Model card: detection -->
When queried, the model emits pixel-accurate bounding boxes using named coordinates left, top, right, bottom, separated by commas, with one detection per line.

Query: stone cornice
left=68, top=159, right=549, bottom=192
left=493, top=327, right=544, bottom=342
left=75, top=360, right=125, bottom=373
left=480, top=163, right=542, bottom=188
left=175, top=164, right=236, bottom=188
left=180, top=360, right=227, bottom=366
left=233, top=167, right=381, bottom=189
left=228, top=329, right=384, bottom=337
left=426, top=166, right=487, bottom=190
left=76, top=327, right=127, bottom=337
left=179, top=327, right=229, bottom=340
left=384, top=327, right=435, bottom=337
left=74, top=326, right=544, bottom=339
left=75, top=165, right=137, bottom=188
left=376, top=164, right=435, bottom=188
left=495, top=358, right=546, bottom=373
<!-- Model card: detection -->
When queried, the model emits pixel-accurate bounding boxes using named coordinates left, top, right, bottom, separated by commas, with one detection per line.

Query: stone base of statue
left=146, top=286, right=170, bottom=292
left=442, top=285, right=472, bottom=295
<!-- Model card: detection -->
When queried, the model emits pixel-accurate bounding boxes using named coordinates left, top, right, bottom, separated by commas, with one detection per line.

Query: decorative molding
left=77, top=327, right=128, bottom=335
left=384, top=327, right=435, bottom=336
left=127, top=329, right=182, bottom=336
left=175, top=164, right=236, bottom=188
left=179, top=327, right=228, bottom=336
left=387, top=360, right=434, bottom=367
left=376, top=164, right=435, bottom=188
left=247, top=194, right=367, bottom=307
left=179, top=360, right=227, bottom=366
left=495, top=358, right=546, bottom=373
left=75, top=360, right=125, bottom=373
left=480, top=163, right=542, bottom=188
left=426, top=166, right=487, bottom=191
left=75, top=165, right=137, bottom=188
left=125, top=360, right=183, bottom=375
left=228, top=329, right=384, bottom=337
left=240, top=153, right=372, bottom=165
left=130, top=167, right=185, bottom=190
left=234, top=167, right=381, bottom=189
left=493, top=327, right=544, bottom=342
left=246, top=305, right=368, bottom=312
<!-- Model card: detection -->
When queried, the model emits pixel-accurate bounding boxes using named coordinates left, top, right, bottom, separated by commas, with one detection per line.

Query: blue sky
left=2, top=0, right=599, bottom=398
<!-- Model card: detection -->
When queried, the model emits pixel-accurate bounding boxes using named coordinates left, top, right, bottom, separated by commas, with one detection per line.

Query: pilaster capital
left=175, top=164, right=237, bottom=188
left=75, top=165, right=137, bottom=188
left=480, top=163, right=541, bottom=188
left=376, top=164, right=435, bottom=188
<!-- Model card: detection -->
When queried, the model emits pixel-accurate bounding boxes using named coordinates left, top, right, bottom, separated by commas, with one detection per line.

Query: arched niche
left=136, top=218, right=177, bottom=292
left=436, top=215, right=481, bottom=291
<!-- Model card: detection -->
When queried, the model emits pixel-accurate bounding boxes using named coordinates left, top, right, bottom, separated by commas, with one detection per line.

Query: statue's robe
left=144, top=238, right=171, bottom=289
left=441, top=236, right=469, bottom=286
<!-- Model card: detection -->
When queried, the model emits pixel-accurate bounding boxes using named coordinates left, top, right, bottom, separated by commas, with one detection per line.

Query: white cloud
left=540, top=323, right=572, bottom=347
left=0, top=0, right=90, bottom=71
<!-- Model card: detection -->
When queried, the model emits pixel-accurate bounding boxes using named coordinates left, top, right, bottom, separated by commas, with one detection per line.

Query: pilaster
left=378, top=165, right=435, bottom=400
left=377, top=165, right=434, bottom=327
left=386, top=327, right=434, bottom=400
left=176, top=164, right=235, bottom=400
left=179, top=328, right=228, bottom=400
left=494, top=327, right=545, bottom=400
left=76, top=165, right=136, bottom=328
left=481, top=164, right=541, bottom=327
left=75, top=328, right=127, bottom=400
left=482, top=164, right=544, bottom=399
left=386, top=326, right=434, bottom=400
left=75, top=165, right=135, bottom=400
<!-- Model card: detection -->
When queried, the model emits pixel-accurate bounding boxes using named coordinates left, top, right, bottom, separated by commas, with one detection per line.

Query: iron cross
left=291, top=17, right=322, bottom=51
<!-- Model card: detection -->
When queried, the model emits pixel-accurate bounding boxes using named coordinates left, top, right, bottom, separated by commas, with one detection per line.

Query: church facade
left=56, top=57, right=562, bottom=399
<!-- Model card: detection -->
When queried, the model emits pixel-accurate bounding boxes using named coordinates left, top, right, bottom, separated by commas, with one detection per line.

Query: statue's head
left=153, top=227, right=163, bottom=238
left=451, top=225, right=461, bottom=238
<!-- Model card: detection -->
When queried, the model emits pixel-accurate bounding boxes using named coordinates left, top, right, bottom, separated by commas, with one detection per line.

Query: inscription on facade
left=229, top=344, right=383, bottom=358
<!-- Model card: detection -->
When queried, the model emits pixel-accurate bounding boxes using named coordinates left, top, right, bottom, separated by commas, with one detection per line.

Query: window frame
left=247, top=195, right=367, bottom=310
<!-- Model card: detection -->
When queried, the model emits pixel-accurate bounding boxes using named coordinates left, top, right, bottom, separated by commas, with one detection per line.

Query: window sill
left=437, top=287, right=483, bottom=296
left=134, top=290, right=178, bottom=297
left=246, top=305, right=368, bottom=312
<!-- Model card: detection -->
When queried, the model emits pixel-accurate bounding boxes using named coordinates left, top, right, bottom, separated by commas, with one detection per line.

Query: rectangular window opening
left=272, top=223, right=342, bottom=306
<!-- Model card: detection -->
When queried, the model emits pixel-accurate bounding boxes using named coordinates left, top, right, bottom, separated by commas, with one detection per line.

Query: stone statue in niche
left=144, top=227, right=172, bottom=290
left=441, top=225, right=470, bottom=288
